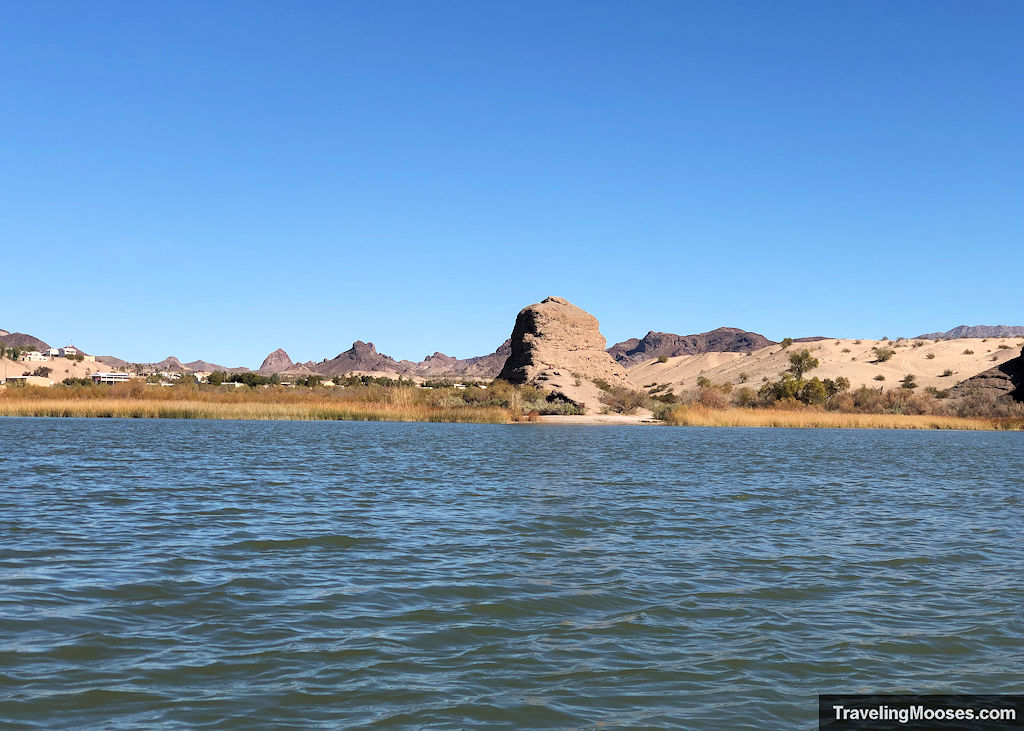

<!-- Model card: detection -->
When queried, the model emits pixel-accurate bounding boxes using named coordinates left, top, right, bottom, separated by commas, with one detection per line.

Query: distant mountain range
left=606, top=327, right=775, bottom=367
left=6, top=323, right=1024, bottom=377
left=258, top=340, right=513, bottom=378
left=916, top=325, right=1024, bottom=340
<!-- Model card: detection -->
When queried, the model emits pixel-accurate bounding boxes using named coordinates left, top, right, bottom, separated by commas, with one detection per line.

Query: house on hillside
left=58, top=345, right=95, bottom=362
left=20, top=351, right=47, bottom=362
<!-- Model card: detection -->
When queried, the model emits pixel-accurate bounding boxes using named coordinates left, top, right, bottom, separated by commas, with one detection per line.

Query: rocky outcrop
left=608, top=327, right=774, bottom=366
left=950, top=347, right=1024, bottom=401
left=497, top=296, right=633, bottom=412
left=259, top=348, right=295, bottom=375
left=314, top=341, right=407, bottom=376
left=918, top=325, right=1024, bottom=340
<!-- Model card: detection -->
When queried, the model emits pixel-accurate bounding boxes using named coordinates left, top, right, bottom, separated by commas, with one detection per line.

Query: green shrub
left=873, top=347, right=895, bottom=363
left=656, top=355, right=669, bottom=363
left=926, top=353, right=935, bottom=359
left=874, top=375, right=886, bottom=381
left=963, top=349, right=974, bottom=355
left=941, top=369, right=953, bottom=377
left=900, top=374, right=918, bottom=390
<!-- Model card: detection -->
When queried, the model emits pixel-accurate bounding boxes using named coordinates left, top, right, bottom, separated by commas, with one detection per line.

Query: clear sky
left=2, top=1, right=1021, bottom=367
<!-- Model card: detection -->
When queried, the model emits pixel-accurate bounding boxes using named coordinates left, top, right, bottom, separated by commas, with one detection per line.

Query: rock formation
left=314, top=341, right=406, bottom=376
left=608, top=327, right=774, bottom=366
left=497, top=296, right=633, bottom=412
left=259, top=348, right=295, bottom=375
left=950, top=346, right=1024, bottom=402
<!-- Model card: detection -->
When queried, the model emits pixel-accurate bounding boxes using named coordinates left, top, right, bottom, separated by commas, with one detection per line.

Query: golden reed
left=662, top=405, right=1023, bottom=431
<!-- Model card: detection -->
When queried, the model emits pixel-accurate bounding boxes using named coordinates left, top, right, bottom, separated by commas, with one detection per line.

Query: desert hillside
left=627, top=337, right=1024, bottom=393
left=0, top=355, right=106, bottom=384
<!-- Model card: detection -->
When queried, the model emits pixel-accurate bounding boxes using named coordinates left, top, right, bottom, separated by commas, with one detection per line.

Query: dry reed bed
left=0, top=397, right=511, bottom=423
left=663, top=405, right=1022, bottom=430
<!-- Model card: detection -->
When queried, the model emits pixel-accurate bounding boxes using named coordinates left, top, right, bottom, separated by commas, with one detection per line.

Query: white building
left=20, top=351, right=48, bottom=362
left=60, top=346, right=78, bottom=358
left=91, top=372, right=131, bottom=385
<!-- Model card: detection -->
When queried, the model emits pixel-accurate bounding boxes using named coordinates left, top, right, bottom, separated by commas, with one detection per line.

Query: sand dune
left=0, top=356, right=107, bottom=384
left=627, top=337, right=1024, bottom=394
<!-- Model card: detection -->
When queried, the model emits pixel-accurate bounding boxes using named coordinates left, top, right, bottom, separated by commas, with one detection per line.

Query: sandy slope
left=627, top=337, right=1024, bottom=394
left=0, top=356, right=113, bottom=384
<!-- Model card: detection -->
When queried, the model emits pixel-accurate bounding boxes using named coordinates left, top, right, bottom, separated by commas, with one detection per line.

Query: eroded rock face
left=497, top=296, right=633, bottom=411
left=259, top=348, right=294, bottom=375
left=950, top=346, right=1024, bottom=401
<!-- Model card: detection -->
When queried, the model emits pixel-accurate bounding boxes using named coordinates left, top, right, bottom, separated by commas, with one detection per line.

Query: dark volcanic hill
left=411, top=340, right=512, bottom=378
left=918, top=325, right=1024, bottom=340
left=0, top=330, right=51, bottom=352
left=607, top=327, right=775, bottom=367
left=313, top=341, right=407, bottom=376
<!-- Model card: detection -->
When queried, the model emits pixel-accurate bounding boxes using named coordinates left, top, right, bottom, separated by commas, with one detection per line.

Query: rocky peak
left=259, top=348, right=294, bottom=375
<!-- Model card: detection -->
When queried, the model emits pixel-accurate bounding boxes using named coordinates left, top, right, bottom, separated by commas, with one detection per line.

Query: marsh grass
left=661, top=405, right=1021, bottom=431
left=0, top=385, right=511, bottom=423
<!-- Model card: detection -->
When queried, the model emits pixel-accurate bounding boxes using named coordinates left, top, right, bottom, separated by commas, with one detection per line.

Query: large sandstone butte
left=497, top=296, right=633, bottom=412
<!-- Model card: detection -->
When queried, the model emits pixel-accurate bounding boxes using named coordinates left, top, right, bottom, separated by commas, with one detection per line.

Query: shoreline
left=0, top=403, right=1019, bottom=431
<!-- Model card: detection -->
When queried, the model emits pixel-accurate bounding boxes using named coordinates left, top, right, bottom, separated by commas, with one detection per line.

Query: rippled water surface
left=1, top=418, right=1022, bottom=728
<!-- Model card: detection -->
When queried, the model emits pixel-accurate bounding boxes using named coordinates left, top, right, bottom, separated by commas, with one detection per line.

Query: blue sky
left=2, top=2, right=1021, bottom=366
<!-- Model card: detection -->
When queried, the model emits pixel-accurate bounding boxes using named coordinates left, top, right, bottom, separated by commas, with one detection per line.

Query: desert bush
left=696, top=375, right=712, bottom=388
left=999, top=344, right=1012, bottom=349
left=841, top=348, right=851, bottom=353
left=873, top=347, right=896, bottom=363
left=900, top=374, right=918, bottom=390
left=941, top=369, right=953, bottom=377
left=696, top=386, right=729, bottom=409
left=600, top=386, right=647, bottom=414
left=779, top=337, right=794, bottom=349
left=657, top=355, right=669, bottom=363
left=963, top=349, right=974, bottom=355
left=734, top=387, right=757, bottom=407
left=874, top=375, right=885, bottom=381
left=926, top=353, right=936, bottom=359
left=738, top=372, right=749, bottom=383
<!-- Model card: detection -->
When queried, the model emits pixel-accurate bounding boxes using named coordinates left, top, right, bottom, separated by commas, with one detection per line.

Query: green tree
left=788, top=348, right=819, bottom=378
left=207, top=371, right=227, bottom=386
left=799, top=377, right=828, bottom=405
left=779, top=337, right=794, bottom=349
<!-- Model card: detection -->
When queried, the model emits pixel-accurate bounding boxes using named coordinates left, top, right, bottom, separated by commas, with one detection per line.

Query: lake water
left=1, top=418, right=1022, bottom=728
